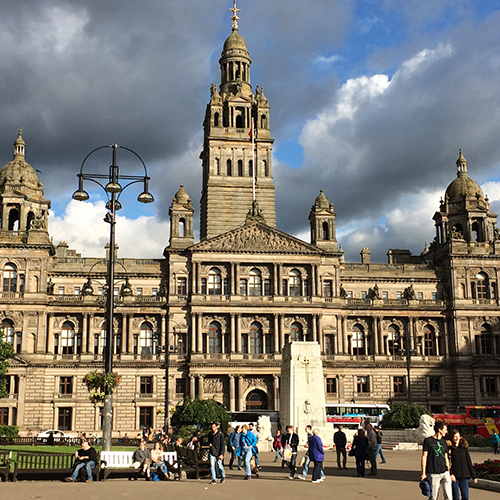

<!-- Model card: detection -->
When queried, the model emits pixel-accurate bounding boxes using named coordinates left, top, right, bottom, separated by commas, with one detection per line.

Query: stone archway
left=245, top=389, right=268, bottom=410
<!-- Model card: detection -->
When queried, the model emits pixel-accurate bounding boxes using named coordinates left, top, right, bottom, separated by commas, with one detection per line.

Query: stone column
left=312, top=314, right=317, bottom=343
left=342, top=316, right=348, bottom=355
left=273, top=375, right=280, bottom=411
left=161, top=314, right=166, bottom=348
left=191, top=261, right=197, bottom=294
left=127, top=315, right=134, bottom=354
left=198, top=375, right=205, bottom=399
left=190, top=314, right=196, bottom=354
left=273, top=315, right=279, bottom=354
left=189, top=375, right=196, bottom=398
left=237, top=376, right=244, bottom=411
left=82, top=313, right=88, bottom=354
left=47, top=314, right=55, bottom=354
left=17, top=374, right=26, bottom=427
left=230, top=314, right=236, bottom=354
left=474, top=376, right=482, bottom=405
left=273, top=263, right=278, bottom=296
left=235, top=263, right=240, bottom=294
left=317, top=315, right=323, bottom=352
left=235, top=314, right=241, bottom=353
left=279, top=314, right=284, bottom=351
left=230, top=264, right=236, bottom=295
left=229, top=375, right=236, bottom=412
left=197, top=314, right=203, bottom=354
left=373, top=317, right=379, bottom=355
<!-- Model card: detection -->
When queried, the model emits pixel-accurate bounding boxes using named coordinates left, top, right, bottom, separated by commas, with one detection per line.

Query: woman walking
left=352, top=428, right=369, bottom=477
left=450, top=430, right=477, bottom=500
left=308, top=428, right=325, bottom=483
left=273, top=429, right=283, bottom=462
left=238, top=424, right=257, bottom=480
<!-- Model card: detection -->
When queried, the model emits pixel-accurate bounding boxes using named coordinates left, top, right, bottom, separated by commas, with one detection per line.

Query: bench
left=0, top=451, right=12, bottom=482
left=176, top=446, right=212, bottom=480
left=100, top=450, right=178, bottom=481
left=12, top=452, right=97, bottom=482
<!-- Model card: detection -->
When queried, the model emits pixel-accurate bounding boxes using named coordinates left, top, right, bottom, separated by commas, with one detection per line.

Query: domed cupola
left=433, top=150, right=497, bottom=246
left=0, top=130, right=51, bottom=241
left=168, top=184, right=194, bottom=249
left=309, top=189, right=338, bottom=251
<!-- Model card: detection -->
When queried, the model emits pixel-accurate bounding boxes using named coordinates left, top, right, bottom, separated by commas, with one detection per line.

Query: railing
left=0, top=292, right=24, bottom=299
left=0, top=436, right=140, bottom=447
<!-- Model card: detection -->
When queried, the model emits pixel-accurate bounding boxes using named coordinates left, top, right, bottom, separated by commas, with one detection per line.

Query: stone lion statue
left=416, top=414, right=435, bottom=443
left=257, top=415, right=273, bottom=451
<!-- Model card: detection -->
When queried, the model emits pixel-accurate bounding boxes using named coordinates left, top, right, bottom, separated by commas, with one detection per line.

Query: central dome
left=223, top=29, right=248, bottom=54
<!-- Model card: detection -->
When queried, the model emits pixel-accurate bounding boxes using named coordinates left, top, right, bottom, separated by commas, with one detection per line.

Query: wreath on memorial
left=83, top=371, right=120, bottom=403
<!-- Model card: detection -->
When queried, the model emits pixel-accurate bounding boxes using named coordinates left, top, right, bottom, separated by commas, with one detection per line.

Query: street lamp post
left=73, top=144, right=153, bottom=451
left=395, top=326, right=422, bottom=404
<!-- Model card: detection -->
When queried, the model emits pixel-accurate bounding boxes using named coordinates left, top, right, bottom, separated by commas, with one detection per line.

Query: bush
left=0, top=425, right=19, bottom=437
left=474, top=459, right=500, bottom=482
left=170, top=397, right=229, bottom=430
left=380, top=403, right=430, bottom=429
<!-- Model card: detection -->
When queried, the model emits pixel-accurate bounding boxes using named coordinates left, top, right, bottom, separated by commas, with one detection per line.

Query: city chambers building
left=1, top=12, right=500, bottom=435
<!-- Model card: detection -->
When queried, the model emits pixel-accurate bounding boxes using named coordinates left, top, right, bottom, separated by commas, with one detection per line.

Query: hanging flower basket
left=83, top=371, right=120, bottom=398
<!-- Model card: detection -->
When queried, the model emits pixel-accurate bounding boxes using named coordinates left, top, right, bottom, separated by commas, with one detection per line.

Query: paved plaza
left=2, top=449, right=499, bottom=500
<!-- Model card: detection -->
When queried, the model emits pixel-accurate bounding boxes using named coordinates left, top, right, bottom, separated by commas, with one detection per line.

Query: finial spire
left=456, top=148, right=467, bottom=175
left=14, top=129, right=26, bottom=159
left=229, top=0, right=241, bottom=31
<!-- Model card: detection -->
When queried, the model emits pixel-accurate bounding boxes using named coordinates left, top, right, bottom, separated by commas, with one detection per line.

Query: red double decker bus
left=433, top=405, right=500, bottom=438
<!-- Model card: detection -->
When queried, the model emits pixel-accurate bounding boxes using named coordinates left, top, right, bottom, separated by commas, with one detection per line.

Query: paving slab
left=2, top=450, right=499, bottom=500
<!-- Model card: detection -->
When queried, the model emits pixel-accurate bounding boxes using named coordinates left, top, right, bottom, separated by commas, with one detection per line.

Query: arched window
left=208, top=321, right=222, bottom=354
left=387, top=324, right=399, bottom=355
left=262, top=159, right=269, bottom=177
left=352, top=324, right=365, bottom=355
left=226, top=159, right=232, bottom=176
left=246, top=389, right=268, bottom=410
left=3, top=263, right=17, bottom=292
left=179, top=218, right=185, bottom=237
left=248, top=268, right=262, bottom=296
left=208, top=268, right=221, bottom=295
left=27, top=211, right=35, bottom=229
left=290, top=322, right=303, bottom=342
left=261, top=114, right=267, bottom=129
left=249, top=322, right=263, bottom=354
left=238, top=159, right=243, bottom=177
left=95, top=326, right=107, bottom=355
left=215, top=158, right=220, bottom=175
left=8, top=208, right=19, bottom=231
left=61, top=321, right=75, bottom=355
left=475, top=272, right=490, bottom=299
left=322, top=221, right=329, bottom=240
left=236, top=113, right=244, bottom=128
left=1, top=319, right=14, bottom=347
left=423, top=325, right=436, bottom=356
left=288, top=269, right=302, bottom=296
left=214, top=112, right=219, bottom=127
left=140, top=322, right=154, bottom=355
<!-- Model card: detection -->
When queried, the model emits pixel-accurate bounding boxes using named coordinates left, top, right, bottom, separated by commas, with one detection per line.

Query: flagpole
left=252, top=117, right=256, bottom=201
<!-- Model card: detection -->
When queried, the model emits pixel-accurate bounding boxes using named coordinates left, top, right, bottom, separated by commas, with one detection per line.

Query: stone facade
left=1, top=14, right=500, bottom=436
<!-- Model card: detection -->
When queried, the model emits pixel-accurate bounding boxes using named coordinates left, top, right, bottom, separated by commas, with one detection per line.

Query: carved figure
left=47, top=279, right=54, bottom=295
left=404, top=284, right=416, bottom=300
left=339, top=284, right=347, bottom=299
left=257, top=415, right=273, bottom=452
left=416, top=414, right=435, bottom=444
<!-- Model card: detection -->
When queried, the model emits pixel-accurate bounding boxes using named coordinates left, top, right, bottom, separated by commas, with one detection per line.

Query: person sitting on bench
left=134, top=441, right=152, bottom=480
left=65, top=441, right=98, bottom=482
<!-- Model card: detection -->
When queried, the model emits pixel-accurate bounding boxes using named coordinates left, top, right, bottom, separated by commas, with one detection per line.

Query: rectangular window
left=431, top=292, right=437, bottom=300
left=60, top=376, right=73, bottom=395
left=6, top=375, right=19, bottom=395
left=201, top=278, right=207, bottom=295
left=175, top=378, right=186, bottom=395
left=282, top=279, right=288, bottom=296
left=74, top=287, right=80, bottom=295
left=264, top=279, right=271, bottom=296
left=136, top=287, right=143, bottom=296
left=98, top=287, right=104, bottom=295
left=418, top=292, right=423, bottom=301
left=264, top=334, right=272, bottom=354
left=58, top=286, right=65, bottom=295
left=393, top=376, right=405, bottom=394
left=177, top=278, right=187, bottom=295
left=0, top=408, right=8, bottom=425
left=357, top=376, right=369, bottom=394
left=19, top=274, right=25, bottom=293
left=484, top=376, right=497, bottom=395
left=347, top=290, right=353, bottom=298
left=58, top=407, right=72, bottom=431
left=223, top=278, right=228, bottom=295
left=325, top=335, right=335, bottom=355
left=139, top=407, right=153, bottom=428
left=140, top=376, right=153, bottom=394
left=152, top=288, right=158, bottom=296
left=382, top=291, right=388, bottom=300
left=239, top=279, right=247, bottom=295
left=323, top=280, right=333, bottom=297
left=396, top=291, right=402, bottom=299
left=241, top=334, right=248, bottom=354
left=429, top=376, right=441, bottom=394
left=361, top=291, right=367, bottom=299
left=326, top=378, right=337, bottom=394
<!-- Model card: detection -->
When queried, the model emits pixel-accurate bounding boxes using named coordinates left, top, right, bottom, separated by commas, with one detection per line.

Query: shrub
left=380, top=403, right=431, bottom=429
left=0, top=425, right=19, bottom=437
left=474, top=459, right=500, bottom=482
left=170, top=397, right=229, bottom=430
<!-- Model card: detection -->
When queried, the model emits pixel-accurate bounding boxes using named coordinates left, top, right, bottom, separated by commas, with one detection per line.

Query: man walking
left=421, top=421, right=452, bottom=500
left=65, top=440, right=98, bottom=482
left=248, top=422, right=260, bottom=469
left=284, top=425, right=299, bottom=479
left=209, top=422, right=226, bottom=485
left=334, top=425, right=347, bottom=470
left=366, top=423, right=377, bottom=476
left=374, top=426, right=387, bottom=464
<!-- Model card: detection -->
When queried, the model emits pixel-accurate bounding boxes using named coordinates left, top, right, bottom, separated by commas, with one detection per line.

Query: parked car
left=37, top=430, right=77, bottom=440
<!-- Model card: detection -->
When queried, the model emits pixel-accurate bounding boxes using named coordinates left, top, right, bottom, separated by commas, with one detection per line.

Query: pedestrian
left=284, top=425, right=299, bottom=479
left=208, top=422, right=226, bottom=485
left=449, top=430, right=477, bottom=500
left=64, top=440, right=98, bottom=482
left=489, top=431, right=500, bottom=454
left=308, top=428, right=325, bottom=483
left=421, top=421, right=452, bottom=500
left=273, top=429, right=283, bottom=462
left=297, top=425, right=313, bottom=480
left=142, top=426, right=149, bottom=441
left=228, top=425, right=240, bottom=470
left=280, top=426, right=290, bottom=469
left=333, top=425, right=347, bottom=470
left=366, top=423, right=377, bottom=475
left=238, top=424, right=257, bottom=480
left=248, top=422, right=260, bottom=469
left=133, top=440, right=152, bottom=480
left=374, top=426, right=387, bottom=464
left=352, top=428, right=369, bottom=477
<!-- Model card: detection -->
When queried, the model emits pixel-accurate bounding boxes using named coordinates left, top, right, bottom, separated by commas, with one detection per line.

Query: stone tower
left=199, top=5, right=276, bottom=240
left=168, top=184, right=195, bottom=249
left=309, top=189, right=338, bottom=252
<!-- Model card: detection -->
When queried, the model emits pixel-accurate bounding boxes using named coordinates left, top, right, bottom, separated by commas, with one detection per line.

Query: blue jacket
left=229, top=431, right=238, bottom=448
left=308, top=434, right=324, bottom=462
left=237, top=430, right=257, bottom=456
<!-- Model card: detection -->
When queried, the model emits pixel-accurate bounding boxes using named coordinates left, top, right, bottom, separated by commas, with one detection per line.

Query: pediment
left=190, top=222, right=323, bottom=254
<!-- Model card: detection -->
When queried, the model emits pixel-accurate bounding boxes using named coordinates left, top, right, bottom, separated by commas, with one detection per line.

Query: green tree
left=0, top=328, right=14, bottom=399
left=170, top=397, right=230, bottom=430
left=380, top=403, right=430, bottom=429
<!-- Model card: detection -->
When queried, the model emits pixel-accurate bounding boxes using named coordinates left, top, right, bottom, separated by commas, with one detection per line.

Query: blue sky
left=1, top=1, right=500, bottom=261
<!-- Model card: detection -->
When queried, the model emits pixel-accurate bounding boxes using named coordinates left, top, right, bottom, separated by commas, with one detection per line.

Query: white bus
left=326, top=403, right=390, bottom=430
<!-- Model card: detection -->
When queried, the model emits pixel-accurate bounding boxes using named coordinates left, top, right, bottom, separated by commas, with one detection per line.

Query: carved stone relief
left=283, top=316, right=307, bottom=329
left=241, top=316, right=270, bottom=329
left=204, top=378, right=224, bottom=393
left=202, top=315, right=228, bottom=328
left=244, top=377, right=271, bottom=392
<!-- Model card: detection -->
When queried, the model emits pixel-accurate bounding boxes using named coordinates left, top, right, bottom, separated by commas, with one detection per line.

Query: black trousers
left=287, top=453, right=297, bottom=477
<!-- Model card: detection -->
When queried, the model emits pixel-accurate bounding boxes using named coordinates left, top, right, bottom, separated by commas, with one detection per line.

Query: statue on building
left=339, top=284, right=347, bottom=299
left=367, top=284, right=380, bottom=299
left=46, top=279, right=54, bottom=295
left=404, top=284, right=416, bottom=300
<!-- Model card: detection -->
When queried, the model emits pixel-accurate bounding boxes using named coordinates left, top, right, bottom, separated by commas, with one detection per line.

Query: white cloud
left=313, top=54, right=342, bottom=65
left=50, top=200, right=170, bottom=259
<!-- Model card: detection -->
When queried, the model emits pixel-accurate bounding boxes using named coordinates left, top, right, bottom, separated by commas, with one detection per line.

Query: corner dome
left=314, top=189, right=330, bottom=209
left=444, top=149, right=484, bottom=202
left=173, top=184, right=191, bottom=204
left=0, top=130, right=40, bottom=189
